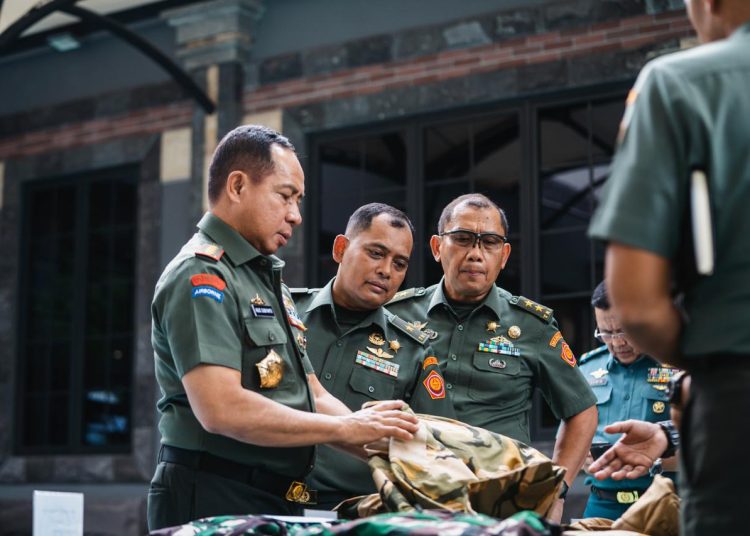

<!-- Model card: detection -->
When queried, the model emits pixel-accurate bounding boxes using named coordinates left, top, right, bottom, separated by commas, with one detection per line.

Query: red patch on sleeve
left=190, top=273, right=226, bottom=291
left=423, top=370, right=446, bottom=399
left=422, top=356, right=438, bottom=370
left=561, top=342, right=577, bottom=367
left=549, top=331, right=562, bottom=348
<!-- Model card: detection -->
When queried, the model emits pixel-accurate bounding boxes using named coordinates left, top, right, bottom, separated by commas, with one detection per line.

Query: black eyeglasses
left=440, top=230, right=508, bottom=251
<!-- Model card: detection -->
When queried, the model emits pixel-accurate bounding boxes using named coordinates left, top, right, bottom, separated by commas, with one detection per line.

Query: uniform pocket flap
left=244, top=318, right=288, bottom=347
left=472, top=351, right=521, bottom=376
left=592, top=383, right=613, bottom=405
left=349, top=364, right=396, bottom=400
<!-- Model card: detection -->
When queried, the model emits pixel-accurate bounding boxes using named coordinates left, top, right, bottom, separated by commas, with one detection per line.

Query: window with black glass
left=311, top=86, right=627, bottom=440
left=16, top=168, right=137, bottom=454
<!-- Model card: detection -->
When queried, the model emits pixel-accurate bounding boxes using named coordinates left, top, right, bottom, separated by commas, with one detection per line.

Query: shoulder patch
left=509, top=295, right=553, bottom=323
left=194, top=243, right=224, bottom=262
left=387, top=287, right=426, bottom=305
left=579, top=345, right=609, bottom=364
left=387, top=314, right=430, bottom=345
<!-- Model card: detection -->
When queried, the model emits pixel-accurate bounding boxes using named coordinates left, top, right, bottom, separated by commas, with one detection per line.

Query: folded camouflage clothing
left=150, top=510, right=560, bottom=536
left=338, top=410, right=566, bottom=519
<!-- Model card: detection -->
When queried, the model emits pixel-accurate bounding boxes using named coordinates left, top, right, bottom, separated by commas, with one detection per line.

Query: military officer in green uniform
left=292, top=203, right=455, bottom=509
left=147, top=125, right=419, bottom=530
left=588, top=1, right=750, bottom=533
left=579, top=282, right=679, bottom=520
left=388, top=193, right=597, bottom=521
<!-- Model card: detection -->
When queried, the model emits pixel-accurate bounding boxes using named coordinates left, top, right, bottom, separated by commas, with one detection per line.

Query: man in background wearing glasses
left=388, top=193, right=597, bottom=521
left=578, top=281, right=679, bottom=520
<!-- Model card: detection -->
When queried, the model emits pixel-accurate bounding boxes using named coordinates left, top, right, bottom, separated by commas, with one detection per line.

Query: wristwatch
left=649, top=458, right=664, bottom=477
left=666, top=371, right=688, bottom=407
left=658, top=420, right=680, bottom=458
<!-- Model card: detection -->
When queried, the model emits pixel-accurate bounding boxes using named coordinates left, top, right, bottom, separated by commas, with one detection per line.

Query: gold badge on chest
left=257, top=349, right=284, bottom=388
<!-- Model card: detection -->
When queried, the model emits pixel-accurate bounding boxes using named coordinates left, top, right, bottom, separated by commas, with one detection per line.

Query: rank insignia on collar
left=368, top=333, right=386, bottom=346
left=652, top=401, right=666, bottom=414
left=508, top=326, right=521, bottom=339
left=251, top=294, right=266, bottom=306
left=356, top=350, right=399, bottom=377
left=389, top=339, right=400, bottom=353
left=486, top=320, right=499, bottom=333
left=591, top=368, right=609, bottom=379
left=367, top=346, right=394, bottom=359
left=407, top=320, right=427, bottom=332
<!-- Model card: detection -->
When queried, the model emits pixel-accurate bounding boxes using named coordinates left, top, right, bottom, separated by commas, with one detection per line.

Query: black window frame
left=307, top=82, right=630, bottom=441
left=14, top=165, right=138, bottom=456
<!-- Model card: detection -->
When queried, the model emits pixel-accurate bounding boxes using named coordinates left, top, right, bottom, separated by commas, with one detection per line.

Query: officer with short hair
left=579, top=281, right=678, bottom=520
left=588, top=1, right=750, bottom=533
left=388, top=193, right=597, bottom=521
left=293, top=203, right=454, bottom=510
left=147, top=126, right=418, bottom=530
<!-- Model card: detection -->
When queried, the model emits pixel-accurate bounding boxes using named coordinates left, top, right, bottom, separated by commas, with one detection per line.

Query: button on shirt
left=388, top=281, right=596, bottom=444
left=293, top=279, right=454, bottom=499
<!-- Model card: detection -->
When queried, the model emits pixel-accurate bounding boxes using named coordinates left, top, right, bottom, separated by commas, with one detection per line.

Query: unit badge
left=423, top=370, right=446, bottom=399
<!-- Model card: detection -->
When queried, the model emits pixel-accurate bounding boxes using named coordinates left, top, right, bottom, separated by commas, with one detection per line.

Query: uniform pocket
left=592, top=383, right=613, bottom=426
left=642, top=393, right=669, bottom=422
left=349, top=365, right=397, bottom=403
left=242, top=318, right=290, bottom=390
left=468, top=351, right=522, bottom=402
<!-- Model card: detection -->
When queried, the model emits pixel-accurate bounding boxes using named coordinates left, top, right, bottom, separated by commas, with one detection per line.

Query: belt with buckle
left=591, top=485, right=647, bottom=504
left=159, top=445, right=317, bottom=505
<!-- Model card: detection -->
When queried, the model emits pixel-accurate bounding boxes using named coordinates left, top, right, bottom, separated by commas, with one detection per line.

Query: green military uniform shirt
left=292, top=279, right=455, bottom=500
left=388, top=281, right=596, bottom=444
left=589, top=22, right=750, bottom=358
left=152, top=212, right=315, bottom=478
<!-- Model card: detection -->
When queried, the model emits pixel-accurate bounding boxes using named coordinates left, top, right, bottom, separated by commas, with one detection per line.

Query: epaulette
left=387, top=314, right=430, bottom=345
left=289, top=287, right=316, bottom=296
left=579, top=345, right=609, bottom=364
left=387, top=287, right=426, bottom=304
left=194, top=243, right=224, bottom=262
left=508, top=295, right=553, bottom=323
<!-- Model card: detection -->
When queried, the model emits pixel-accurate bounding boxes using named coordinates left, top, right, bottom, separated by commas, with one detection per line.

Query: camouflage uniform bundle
left=149, top=511, right=559, bottom=536
left=341, top=409, right=565, bottom=519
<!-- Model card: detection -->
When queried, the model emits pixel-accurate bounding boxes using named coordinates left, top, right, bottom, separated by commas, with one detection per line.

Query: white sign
left=33, top=491, right=83, bottom=536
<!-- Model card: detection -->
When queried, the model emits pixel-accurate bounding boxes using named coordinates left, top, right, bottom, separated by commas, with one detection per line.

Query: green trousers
left=680, top=357, right=750, bottom=536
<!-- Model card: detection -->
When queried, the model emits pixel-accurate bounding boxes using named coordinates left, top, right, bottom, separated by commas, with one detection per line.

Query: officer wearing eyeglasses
left=388, top=193, right=597, bottom=522
left=578, top=281, right=680, bottom=520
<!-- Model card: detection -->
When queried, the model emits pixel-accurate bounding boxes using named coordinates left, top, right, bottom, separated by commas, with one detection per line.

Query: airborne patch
left=190, top=273, right=226, bottom=303
left=423, top=356, right=439, bottom=370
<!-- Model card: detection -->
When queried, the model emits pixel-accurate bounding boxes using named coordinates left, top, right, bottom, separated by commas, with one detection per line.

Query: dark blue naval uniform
left=579, top=345, right=679, bottom=520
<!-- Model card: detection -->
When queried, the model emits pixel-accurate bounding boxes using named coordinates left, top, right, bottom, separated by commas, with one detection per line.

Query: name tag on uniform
left=355, top=351, right=399, bottom=378
left=251, top=304, right=275, bottom=318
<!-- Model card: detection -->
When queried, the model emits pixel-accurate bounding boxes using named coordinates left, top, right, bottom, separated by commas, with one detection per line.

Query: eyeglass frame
left=594, top=328, right=628, bottom=342
left=439, top=229, right=509, bottom=250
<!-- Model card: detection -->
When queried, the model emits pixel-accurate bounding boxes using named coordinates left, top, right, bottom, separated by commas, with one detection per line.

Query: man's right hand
left=588, top=420, right=668, bottom=480
left=336, top=400, right=419, bottom=445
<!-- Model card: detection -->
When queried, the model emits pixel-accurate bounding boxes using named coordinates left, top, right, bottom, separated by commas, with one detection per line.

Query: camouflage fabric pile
left=149, top=510, right=560, bottom=536
left=567, top=475, right=679, bottom=536
left=339, top=410, right=565, bottom=519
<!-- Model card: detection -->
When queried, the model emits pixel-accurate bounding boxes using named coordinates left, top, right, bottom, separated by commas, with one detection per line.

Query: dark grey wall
left=0, top=18, right=175, bottom=115
left=251, top=0, right=550, bottom=59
